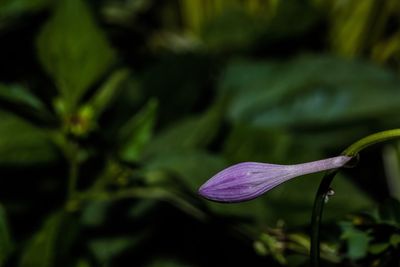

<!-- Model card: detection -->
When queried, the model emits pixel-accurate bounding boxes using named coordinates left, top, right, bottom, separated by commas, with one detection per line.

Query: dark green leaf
left=75, top=259, right=91, bottom=267
left=142, top=101, right=224, bottom=158
left=0, top=111, right=56, bottom=166
left=368, top=243, right=390, bottom=255
left=258, top=233, right=287, bottom=265
left=0, top=84, right=44, bottom=110
left=145, top=150, right=227, bottom=191
left=340, top=222, right=371, bottom=260
left=101, top=0, right=152, bottom=27
left=0, top=0, right=48, bottom=23
left=200, top=1, right=319, bottom=52
left=389, top=234, right=400, bottom=246
left=222, top=124, right=293, bottom=163
left=0, top=84, right=54, bottom=126
left=85, top=69, right=130, bottom=120
left=19, top=211, right=78, bottom=267
left=89, top=237, right=135, bottom=264
left=201, top=8, right=267, bottom=51
left=36, top=0, right=116, bottom=111
left=80, top=200, right=111, bottom=227
left=118, top=99, right=158, bottom=162
left=222, top=123, right=368, bottom=163
left=220, top=55, right=400, bottom=128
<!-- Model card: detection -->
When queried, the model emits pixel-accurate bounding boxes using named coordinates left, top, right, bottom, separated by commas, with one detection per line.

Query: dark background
left=0, top=0, right=400, bottom=266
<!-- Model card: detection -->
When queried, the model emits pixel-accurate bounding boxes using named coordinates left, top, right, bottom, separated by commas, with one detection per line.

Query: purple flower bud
left=198, top=155, right=352, bottom=203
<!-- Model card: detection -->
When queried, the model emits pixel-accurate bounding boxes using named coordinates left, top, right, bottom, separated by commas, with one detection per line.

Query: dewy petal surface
left=198, top=155, right=352, bottom=203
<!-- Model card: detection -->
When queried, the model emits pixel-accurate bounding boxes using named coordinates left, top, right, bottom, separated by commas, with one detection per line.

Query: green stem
left=310, top=129, right=400, bottom=267
left=67, top=142, right=79, bottom=200
left=343, top=129, right=400, bottom=156
left=310, top=170, right=337, bottom=266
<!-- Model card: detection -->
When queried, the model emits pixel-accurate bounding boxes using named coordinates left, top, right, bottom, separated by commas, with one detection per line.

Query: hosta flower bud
left=198, top=155, right=351, bottom=203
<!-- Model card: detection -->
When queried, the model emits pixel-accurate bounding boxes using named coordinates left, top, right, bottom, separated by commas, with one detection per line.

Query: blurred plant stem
left=67, top=141, right=79, bottom=200
left=80, top=186, right=207, bottom=221
left=48, top=129, right=82, bottom=210
left=311, top=129, right=400, bottom=267
left=383, top=143, right=400, bottom=200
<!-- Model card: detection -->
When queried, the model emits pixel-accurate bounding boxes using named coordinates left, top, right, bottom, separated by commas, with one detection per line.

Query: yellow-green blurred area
left=1, top=0, right=400, bottom=266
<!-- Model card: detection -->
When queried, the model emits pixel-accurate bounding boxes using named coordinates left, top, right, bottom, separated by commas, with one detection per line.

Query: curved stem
left=310, top=129, right=400, bottom=267
left=310, top=170, right=337, bottom=266
left=343, top=129, right=400, bottom=156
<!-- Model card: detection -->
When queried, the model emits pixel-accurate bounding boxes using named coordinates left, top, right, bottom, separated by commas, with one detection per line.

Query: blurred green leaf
left=101, top=0, right=152, bottom=26
left=0, top=84, right=54, bottom=126
left=0, top=84, right=44, bottom=111
left=145, top=150, right=226, bottom=191
left=89, top=237, right=135, bottom=264
left=223, top=124, right=293, bottom=163
left=377, top=198, right=400, bottom=226
left=118, top=99, right=158, bottom=162
left=340, top=221, right=371, bottom=260
left=220, top=55, right=400, bottom=128
left=19, top=211, right=78, bottom=267
left=80, top=200, right=111, bottom=227
left=222, top=123, right=370, bottom=164
left=368, top=243, right=390, bottom=255
left=201, top=7, right=267, bottom=51
left=128, top=199, right=158, bottom=220
left=257, top=233, right=287, bottom=264
left=36, top=0, right=116, bottom=111
left=75, top=259, right=91, bottom=267
left=143, top=101, right=224, bottom=158
left=329, top=0, right=376, bottom=57
left=104, top=186, right=205, bottom=220
left=180, top=0, right=319, bottom=52
left=179, top=0, right=208, bottom=35
left=0, top=0, right=48, bottom=24
left=389, top=234, right=400, bottom=246
left=372, top=32, right=400, bottom=64
left=85, top=69, right=130, bottom=120
left=0, top=204, right=13, bottom=266
left=0, top=111, right=56, bottom=166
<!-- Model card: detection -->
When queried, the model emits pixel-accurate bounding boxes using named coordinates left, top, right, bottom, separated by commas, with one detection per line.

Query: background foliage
left=0, top=0, right=400, bottom=266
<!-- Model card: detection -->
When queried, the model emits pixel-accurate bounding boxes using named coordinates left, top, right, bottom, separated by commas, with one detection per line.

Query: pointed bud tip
left=198, top=185, right=207, bottom=197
